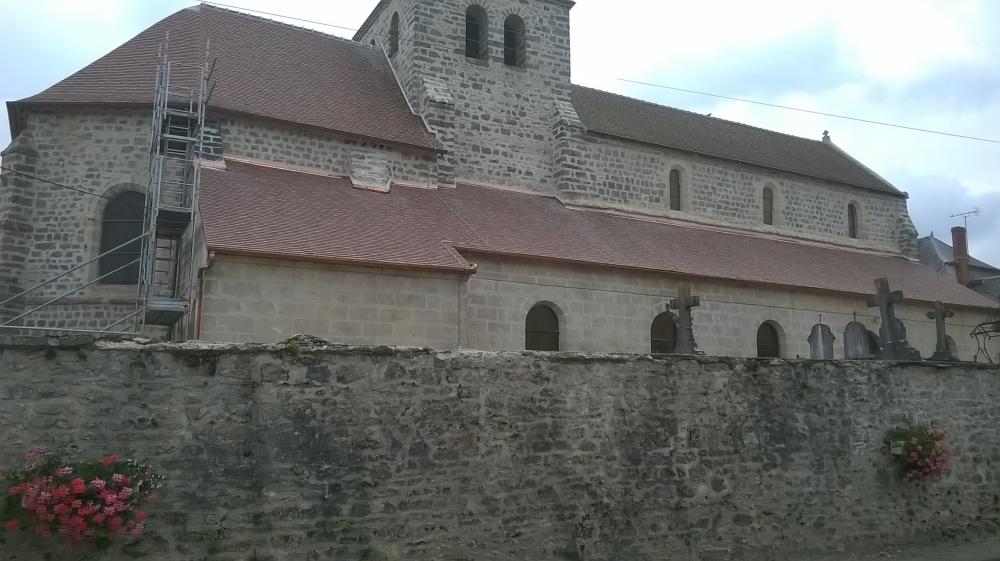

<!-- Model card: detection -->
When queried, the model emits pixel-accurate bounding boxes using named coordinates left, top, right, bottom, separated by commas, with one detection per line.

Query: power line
left=201, top=1, right=386, bottom=37
left=0, top=167, right=114, bottom=200
left=618, top=78, right=1000, bottom=145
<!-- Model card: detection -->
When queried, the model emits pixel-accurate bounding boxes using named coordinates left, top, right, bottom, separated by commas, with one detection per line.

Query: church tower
left=354, top=0, right=575, bottom=192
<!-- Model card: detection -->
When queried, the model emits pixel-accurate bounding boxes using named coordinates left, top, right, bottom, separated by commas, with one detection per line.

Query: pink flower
left=100, top=454, right=124, bottom=466
left=55, top=466, right=73, bottom=477
left=90, top=479, right=106, bottom=491
left=23, top=448, right=46, bottom=463
left=70, top=479, right=87, bottom=496
left=4, top=520, right=18, bottom=531
left=136, top=511, right=147, bottom=522
left=129, top=525, right=144, bottom=539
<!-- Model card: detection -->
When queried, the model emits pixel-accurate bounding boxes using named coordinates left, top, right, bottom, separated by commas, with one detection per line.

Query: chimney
left=951, top=226, right=971, bottom=286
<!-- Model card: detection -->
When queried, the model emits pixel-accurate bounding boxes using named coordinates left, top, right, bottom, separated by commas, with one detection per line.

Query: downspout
left=194, top=250, right=216, bottom=340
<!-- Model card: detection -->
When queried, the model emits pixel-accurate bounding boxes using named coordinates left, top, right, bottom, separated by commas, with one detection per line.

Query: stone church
left=2, top=0, right=997, bottom=360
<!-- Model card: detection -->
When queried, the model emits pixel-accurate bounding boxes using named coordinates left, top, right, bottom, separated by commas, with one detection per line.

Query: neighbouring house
left=919, top=228, right=1000, bottom=304
left=2, top=0, right=997, bottom=360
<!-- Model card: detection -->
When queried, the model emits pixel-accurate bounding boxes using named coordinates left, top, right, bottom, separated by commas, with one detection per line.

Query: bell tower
left=355, top=0, right=575, bottom=192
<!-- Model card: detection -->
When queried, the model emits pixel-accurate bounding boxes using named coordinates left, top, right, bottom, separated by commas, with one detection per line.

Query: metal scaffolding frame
left=0, top=37, right=214, bottom=338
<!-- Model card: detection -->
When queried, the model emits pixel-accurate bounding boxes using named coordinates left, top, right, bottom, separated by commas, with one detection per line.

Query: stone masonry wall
left=200, top=254, right=996, bottom=361
left=0, top=338, right=998, bottom=561
left=356, top=0, right=575, bottom=193
left=199, top=256, right=466, bottom=347
left=557, top=130, right=913, bottom=253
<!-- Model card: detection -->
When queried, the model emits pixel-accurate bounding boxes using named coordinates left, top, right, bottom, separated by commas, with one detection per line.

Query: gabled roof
left=571, top=85, right=904, bottom=196
left=200, top=160, right=997, bottom=310
left=918, top=235, right=999, bottom=272
left=11, top=4, right=436, bottom=151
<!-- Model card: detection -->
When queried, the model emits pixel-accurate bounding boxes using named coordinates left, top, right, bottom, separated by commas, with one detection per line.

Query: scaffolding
left=0, top=39, right=214, bottom=337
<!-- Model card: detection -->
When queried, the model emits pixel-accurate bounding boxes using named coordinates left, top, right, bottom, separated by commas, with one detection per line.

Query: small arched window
left=503, top=14, right=526, bottom=67
left=465, top=5, right=488, bottom=60
left=848, top=203, right=859, bottom=239
left=650, top=312, right=678, bottom=354
left=99, top=191, right=145, bottom=285
left=526, top=303, right=560, bottom=351
left=763, top=186, right=774, bottom=225
left=756, top=321, right=781, bottom=358
left=388, top=12, right=400, bottom=56
left=669, top=168, right=682, bottom=211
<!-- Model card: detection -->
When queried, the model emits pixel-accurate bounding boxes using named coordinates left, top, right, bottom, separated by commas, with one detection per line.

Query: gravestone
left=866, top=278, right=921, bottom=361
left=927, top=301, right=959, bottom=362
left=808, top=323, right=835, bottom=359
left=843, top=321, right=872, bottom=359
left=670, top=283, right=703, bottom=355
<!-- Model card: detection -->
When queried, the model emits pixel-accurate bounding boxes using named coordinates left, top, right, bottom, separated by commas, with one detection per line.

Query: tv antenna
left=950, top=208, right=980, bottom=229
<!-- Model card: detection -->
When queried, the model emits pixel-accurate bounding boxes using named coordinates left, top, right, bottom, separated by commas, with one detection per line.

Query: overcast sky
left=2, top=0, right=998, bottom=264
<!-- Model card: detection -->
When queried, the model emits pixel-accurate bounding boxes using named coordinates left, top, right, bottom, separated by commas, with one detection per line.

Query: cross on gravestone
left=865, top=278, right=921, bottom=361
left=808, top=321, right=836, bottom=359
left=670, top=283, right=704, bottom=355
left=926, top=301, right=958, bottom=362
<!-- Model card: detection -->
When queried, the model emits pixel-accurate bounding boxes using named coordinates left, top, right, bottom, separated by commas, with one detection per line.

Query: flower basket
left=2, top=448, right=162, bottom=548
left=884, top=424, right=951, bottom=482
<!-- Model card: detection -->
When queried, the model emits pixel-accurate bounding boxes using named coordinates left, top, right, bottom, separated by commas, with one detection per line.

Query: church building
left=2, top=0, right=997, bottom=360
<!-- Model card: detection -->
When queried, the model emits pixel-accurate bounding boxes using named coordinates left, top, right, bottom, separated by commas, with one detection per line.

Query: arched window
left=99, top=191, right=145, bottom=285
left=669, top=168, right=682, bottom=211
left=503, top=14, right=526, bottom=67
left=388, top=12, right=400, bottom=56
left=848, top=203, right=859, bottom=239
left=756, top=321, right=781, bottom=358
left=650, top=312, right=678, bottom=354
left=763, top=186, right=774, bottom=225
left=465, top=5, right=488, bottom=60
left=525, top=303, right=560, bottom=351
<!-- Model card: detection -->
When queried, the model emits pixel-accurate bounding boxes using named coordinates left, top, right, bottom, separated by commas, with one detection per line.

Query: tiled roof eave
left=207, top=246, right=477, bottom=275
left=583, top=127, right=905, bottom=198
left=8, top=99, right=441, bottom=154
left=452, top=245, right=999, bottom=312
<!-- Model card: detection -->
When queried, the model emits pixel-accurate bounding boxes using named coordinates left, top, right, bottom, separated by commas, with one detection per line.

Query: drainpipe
left=194, top=250, right=215, bottom=339
left=952, top=226, right=971, bottom=286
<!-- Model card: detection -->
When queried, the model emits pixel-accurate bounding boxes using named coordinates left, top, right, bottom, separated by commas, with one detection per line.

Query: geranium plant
left=2, top=448, right=163, bottom=548
left=884, top=424, right=951, bottom=482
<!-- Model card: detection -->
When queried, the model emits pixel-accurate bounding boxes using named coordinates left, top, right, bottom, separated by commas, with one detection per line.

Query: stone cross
left=807, top=320, right=835, bottom=359
left=670, top=283, right=703, bottom=355
left=866, top=278, right=921, bottom=361
left=926, top=301, right=958, bottom=362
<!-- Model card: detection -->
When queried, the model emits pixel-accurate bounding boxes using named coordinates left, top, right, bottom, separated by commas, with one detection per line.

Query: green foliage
left=743, top=358, right=761, bottom=373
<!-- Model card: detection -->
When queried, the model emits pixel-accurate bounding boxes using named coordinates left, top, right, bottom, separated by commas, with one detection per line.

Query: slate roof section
left=571, top=85, right=904, bottom=196
left=201, top=160, right=997, bottom=310
left=918, top=235, right=998, bottom=272
left=11, top=4, right=436, bottom=151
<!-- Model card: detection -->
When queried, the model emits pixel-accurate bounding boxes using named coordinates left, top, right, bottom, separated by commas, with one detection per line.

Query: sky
left=2, top=0, right=998, bottom=264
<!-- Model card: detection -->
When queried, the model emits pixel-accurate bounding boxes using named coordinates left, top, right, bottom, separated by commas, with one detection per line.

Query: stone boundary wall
left=0, top=337, right=998, bottom=561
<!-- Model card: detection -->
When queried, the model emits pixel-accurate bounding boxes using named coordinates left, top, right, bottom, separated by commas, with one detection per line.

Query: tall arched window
left=465, top=5, right=488, bottom=60
left=503, top=14, right=526, bottom=67
left=669, top=168, right=682, bottom=211
left=763, top=186, right=774, bottom=225
left=99, top=191, right=145, bottom=285
left=650, top=312, right=678, bottom=354
left=848, top=203, right=859, bottom=239
left=388, top=12, right=400, bottom=56
left=756, top=321, right=781, bottom=358
left=526, top=303, right=560, bottom=351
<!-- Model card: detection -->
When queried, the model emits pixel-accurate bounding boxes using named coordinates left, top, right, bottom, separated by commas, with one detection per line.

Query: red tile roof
left=201, top=160, right=998, bottom=310
left=11, top=5, right=436, bottom=151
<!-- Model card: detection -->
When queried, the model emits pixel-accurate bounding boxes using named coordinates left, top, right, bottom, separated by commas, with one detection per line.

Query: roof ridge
left=571, top=84, right=828, bottom=146
left=198, top=2, right=374, bottom=50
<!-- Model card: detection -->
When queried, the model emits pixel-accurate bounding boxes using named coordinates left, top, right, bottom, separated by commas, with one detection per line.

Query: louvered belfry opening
left=465, top=5, right=488, bottom=60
